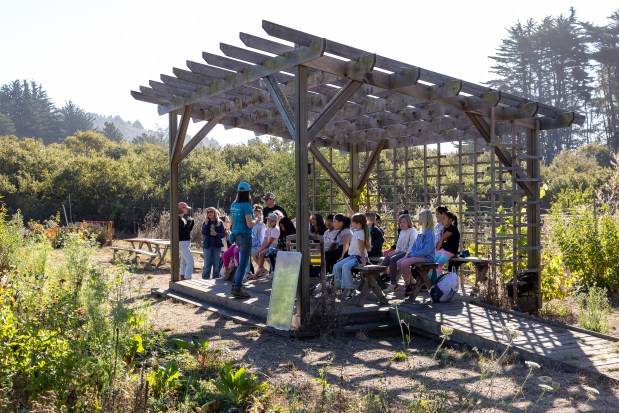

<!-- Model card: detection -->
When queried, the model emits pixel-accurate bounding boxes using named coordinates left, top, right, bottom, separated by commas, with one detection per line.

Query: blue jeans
left=179, top=240, right=194, bottom=280
left=333, top=255, right=361, bottom=290
left=202, top=246, right=221, bottom=279
left=232, top=233, right=252, bottom=290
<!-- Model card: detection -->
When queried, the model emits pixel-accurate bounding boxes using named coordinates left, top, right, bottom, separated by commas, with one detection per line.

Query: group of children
left=319, top=207, right=460, bottom=301
left=192, top=199, right=461, bottom=301
left=381, top=206, right=460, bottom=298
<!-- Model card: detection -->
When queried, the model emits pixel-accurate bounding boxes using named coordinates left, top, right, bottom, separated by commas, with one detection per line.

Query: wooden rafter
left=179, top=114, right=224, bottom=161
left=157, top=39, right=327, bottom=115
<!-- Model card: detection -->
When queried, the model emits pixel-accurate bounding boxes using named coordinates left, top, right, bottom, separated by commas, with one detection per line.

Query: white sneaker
left=383, top=284, right=396, bottom=293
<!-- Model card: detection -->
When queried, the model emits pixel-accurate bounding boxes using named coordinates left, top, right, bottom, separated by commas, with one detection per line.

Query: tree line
left=487, top=8, right=619, bottom=161
left=1, top=129, right=616, bottom=233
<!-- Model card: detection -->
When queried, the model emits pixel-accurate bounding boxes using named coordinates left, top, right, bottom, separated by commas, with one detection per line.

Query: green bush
left=576, top=286, right=611, bottom=333
left=548, top=188, right=619, bottom=292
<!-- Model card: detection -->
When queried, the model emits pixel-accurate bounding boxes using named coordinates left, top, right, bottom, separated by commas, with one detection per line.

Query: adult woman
left=310, top=213, right=327, bottom=236
left=178, top=201, right=194, bottom=280
left=201, top=207, right=226, bottom=279
left=229, top=181, right=260, bottom=299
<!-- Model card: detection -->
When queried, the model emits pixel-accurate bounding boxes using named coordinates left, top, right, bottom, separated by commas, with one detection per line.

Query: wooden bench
left=353, top=265, right=389, bottom=306
left=368, top=256, right=384, bottom=265
left=406, top=262, right=437, bottom=301
left=447, top=256, right=491, bottom=296
left=110, top=246, right=159, bottom=269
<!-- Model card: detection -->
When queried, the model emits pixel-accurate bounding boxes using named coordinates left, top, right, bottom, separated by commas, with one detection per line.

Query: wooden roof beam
left=261, top=20, right=576, bottom=120
left=156, top=39, right=326, bottom=115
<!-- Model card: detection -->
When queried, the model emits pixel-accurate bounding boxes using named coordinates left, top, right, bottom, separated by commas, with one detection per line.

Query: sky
left=2, top=0, right=616, bottom=145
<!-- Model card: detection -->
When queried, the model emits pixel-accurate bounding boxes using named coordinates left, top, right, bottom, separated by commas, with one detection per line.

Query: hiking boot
left=231, top=287, right=250, bottom=299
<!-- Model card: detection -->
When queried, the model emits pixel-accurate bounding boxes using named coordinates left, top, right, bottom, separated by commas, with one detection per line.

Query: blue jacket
left=408, top=229, right=435, bottom=263
left=202, top=219, right=225, bottom=249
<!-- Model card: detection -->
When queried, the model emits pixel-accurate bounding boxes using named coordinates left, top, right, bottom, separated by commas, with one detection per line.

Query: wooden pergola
left=132, top=20, right=583, bottom=323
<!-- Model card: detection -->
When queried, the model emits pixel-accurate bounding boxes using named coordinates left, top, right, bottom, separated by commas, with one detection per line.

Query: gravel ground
left=96, top=249, right=619, bottom=412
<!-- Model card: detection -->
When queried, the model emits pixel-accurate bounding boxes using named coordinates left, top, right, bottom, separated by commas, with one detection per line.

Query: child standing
left=333, top=213, right=371, bottom=301
left=246, top=204, right=266, bottom=277
left=435, top=211, right=460, bottom=275
left=396, top=209, right=435, bottom=297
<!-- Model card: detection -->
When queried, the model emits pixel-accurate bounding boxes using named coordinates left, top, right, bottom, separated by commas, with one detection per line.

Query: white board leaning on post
left=266, top=251, right=302, bottom=331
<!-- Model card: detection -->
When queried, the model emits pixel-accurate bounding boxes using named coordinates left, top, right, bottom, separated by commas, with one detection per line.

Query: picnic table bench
left=447, top=256, right=491, bottom=296
left=406, top=262, right=437, bottom=301
left=113, top=238, right=171, bottom=269
left=353, top=264, right=388, bottom=306
left=109, top=246, right=159, bottom=269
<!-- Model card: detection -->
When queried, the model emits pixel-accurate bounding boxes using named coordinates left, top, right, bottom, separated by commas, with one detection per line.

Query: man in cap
left=262, top=192, right=288, bottom=224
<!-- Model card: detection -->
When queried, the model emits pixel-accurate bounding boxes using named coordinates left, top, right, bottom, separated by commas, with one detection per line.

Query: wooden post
left=169, top=111, right=180, bottom=282
left=527, top=123, right=542, bottom=312
left=349, top=142, right=360, bottom=212
left=294, top=64, right=311, bottom=326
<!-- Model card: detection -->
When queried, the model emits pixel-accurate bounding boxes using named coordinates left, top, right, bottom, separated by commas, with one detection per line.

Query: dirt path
left=96, top=249, right=619, bottom=412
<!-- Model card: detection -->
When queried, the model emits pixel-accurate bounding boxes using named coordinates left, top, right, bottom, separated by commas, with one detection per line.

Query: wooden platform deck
left=168, top=277, right=619, bottom=383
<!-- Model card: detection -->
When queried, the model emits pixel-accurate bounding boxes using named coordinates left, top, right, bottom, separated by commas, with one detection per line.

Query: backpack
left=430, top=270, right=459, bottom=303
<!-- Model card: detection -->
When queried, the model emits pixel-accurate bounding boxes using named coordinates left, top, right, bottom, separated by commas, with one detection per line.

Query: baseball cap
left=266, top=213, right=278, bottom=221
left=263, top=192, right=275, bottom=201
left=237, top=181, right=251, bottom=191
left=178, top=201, right=191, bottom=209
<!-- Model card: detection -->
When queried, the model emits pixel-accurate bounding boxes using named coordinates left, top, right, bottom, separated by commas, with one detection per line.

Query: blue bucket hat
left=237, top=181, right=251, bottom=191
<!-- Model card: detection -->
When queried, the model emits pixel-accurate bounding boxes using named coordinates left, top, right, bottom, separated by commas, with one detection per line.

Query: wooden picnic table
left=124, top=238, right=171, bottom=268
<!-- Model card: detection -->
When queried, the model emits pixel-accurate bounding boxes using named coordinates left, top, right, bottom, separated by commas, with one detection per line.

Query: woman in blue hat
left=228, top=181, right=260, bottom=298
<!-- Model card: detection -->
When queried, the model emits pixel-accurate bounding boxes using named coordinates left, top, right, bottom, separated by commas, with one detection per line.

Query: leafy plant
left=173, top=336, right=211, bottom=368
left=392, top=351, right=408, bottom=362
left=213, top=362, right=269, bottom=407
left=549, top=187, right=619, bottom=292
left=147, top=360, right=182, bottom=398
left=576, top=286, right=610, bottom=333
left=123, top=334, right=144, bottom=369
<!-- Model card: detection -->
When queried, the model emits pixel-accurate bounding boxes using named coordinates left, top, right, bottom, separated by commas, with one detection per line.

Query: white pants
left=179, top=240, right=194, bottom=279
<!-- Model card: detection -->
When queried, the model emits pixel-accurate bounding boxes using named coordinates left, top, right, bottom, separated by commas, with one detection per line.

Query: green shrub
left=548, top=188, right=619, bottom=292
left=213, top=362, right=269, bottom=407
left=576, top=286, right=610, bottom=333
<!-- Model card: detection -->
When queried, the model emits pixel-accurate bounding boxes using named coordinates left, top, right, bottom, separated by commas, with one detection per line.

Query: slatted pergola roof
left=132, top=20, right=584, bottom=320
left=131, top=20, right=584, bottom=154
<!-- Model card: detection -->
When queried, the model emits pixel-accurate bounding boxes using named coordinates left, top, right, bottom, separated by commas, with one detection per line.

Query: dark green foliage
left=102, top=121, right=125, bottom=143
left=59, top=100, right=94, bottom=137
left=0, top=112, right=16, bottom=136
left=487, top=8, right=593, bottom=162
left=0, top=80, right=63, bottom=144
left=584, top=10, right=619, bottom=151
